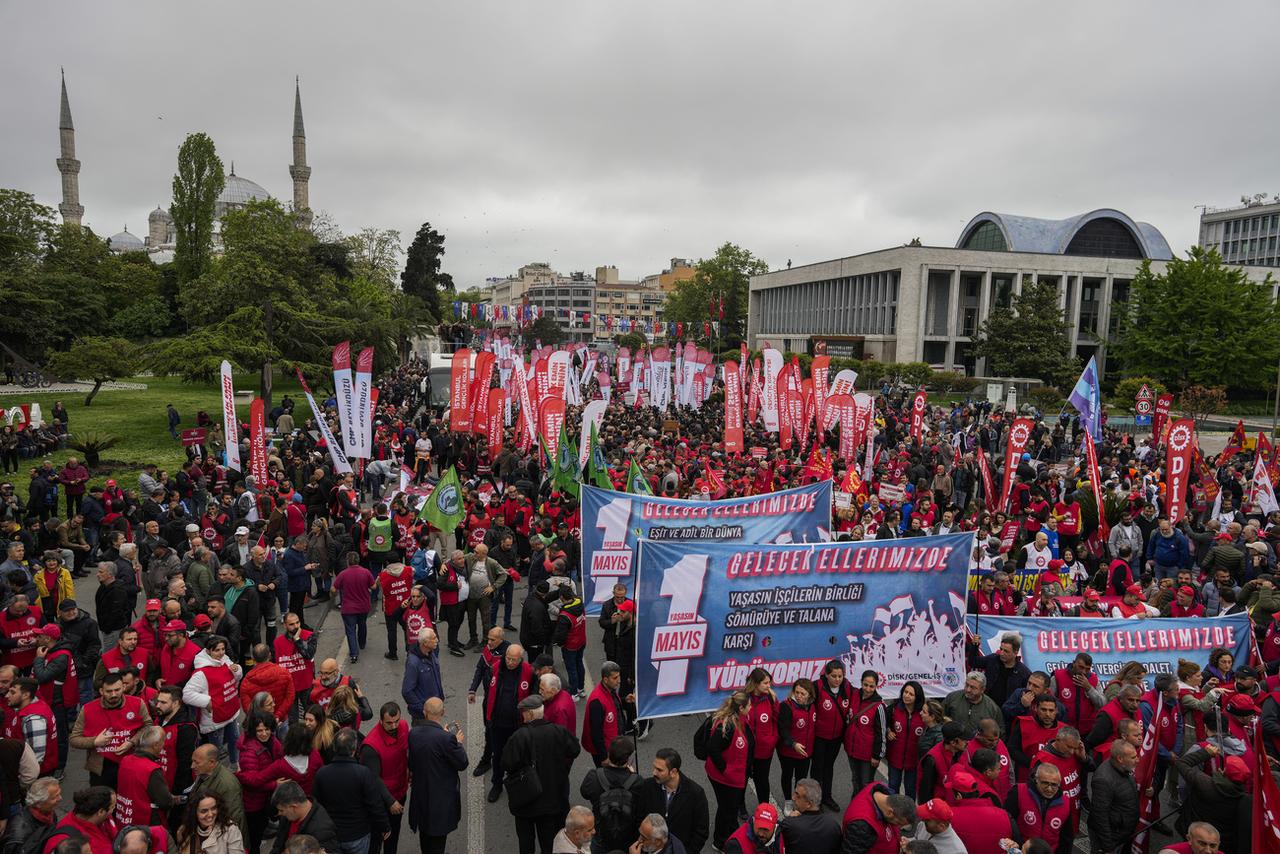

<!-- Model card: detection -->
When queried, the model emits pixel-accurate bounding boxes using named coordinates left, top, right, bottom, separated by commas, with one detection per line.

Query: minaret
left=56, top=69, right=84, bottom=228
left=289, top=77, right=312, bottom=229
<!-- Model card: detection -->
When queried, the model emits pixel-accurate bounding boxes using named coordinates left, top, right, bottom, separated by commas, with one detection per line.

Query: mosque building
left=55, top=70, right=313, bottom=261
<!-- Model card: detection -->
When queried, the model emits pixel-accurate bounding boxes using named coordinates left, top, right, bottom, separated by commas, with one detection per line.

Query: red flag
left=977, top=447, right=996, bottom=510
left=1131, top=693, right=1167, bottom=853
left=811, top=356, right=831, bottom=441
left=1165, top=419, right=1195, bottom=524
left=248, top=398, right=268, bottom=487
left=1260, top=431, right=1275, bottom=467
left=999, top=418, right=1034, bottom=513
left=723, top=361, right=744, bottom=454
left=1083, top=431, right=1109, bottom=541
left=803, top=444, right=834, bottom=481
left=1220, top=419, right=1246, bottom=466
left=1254, top=718, right=1280, bottom=852
left=449, top=348, right=472, bottom=432
left=1152, top=393, right=1173, bottom=442
left=909, top=389, right=927, bottom=443
left=486, top=388, right=504, bottom=462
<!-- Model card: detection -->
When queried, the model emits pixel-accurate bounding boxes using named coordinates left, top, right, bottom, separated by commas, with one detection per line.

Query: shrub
left=1027, top=385, right=1064, bottom=411
left=67, top=432, right=123, bottom=468
left=859, top=360, right=887, bottom=388
left=951, top=376, right=980, bottom=394
left=897, top=362, right=934, bottom=388
left=930, top=370, right=957, bottom=394
left=1111, top=376, right=1166, bottom=407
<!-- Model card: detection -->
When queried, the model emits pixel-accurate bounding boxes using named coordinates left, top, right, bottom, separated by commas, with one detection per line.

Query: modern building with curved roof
left=748, top=208, right=1279, bottom=378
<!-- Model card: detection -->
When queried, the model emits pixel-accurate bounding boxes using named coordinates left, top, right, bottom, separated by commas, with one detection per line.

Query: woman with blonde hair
left=703, top=690, right=753, bottom=850
left=327, top=684, right=362, bottom=731
left=303, top=703, right=339, bottom=763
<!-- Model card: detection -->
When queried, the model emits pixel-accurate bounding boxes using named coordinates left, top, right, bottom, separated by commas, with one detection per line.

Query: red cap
left=1125, top=583, right=1146, bottom=600
left=1177, top=585, right=1196, bottom=598
left=916, top=798, right=954, bottom=821
left=1216, top=532, right=1233, bottom=542
left=1047, top=559, right=1064, bottom=572
left=753, top=803, right=778, bottom=832
left=1085, top=589, right=1101, bottom=601
left=40, top=624, right=61, bottom=639
left=106, top=479, right=117, bottom=487
left=1226, top=693, right=1258, bottom=715
left=193, top=614, right=212, bottom=628
left=949, top=769, right=978, bottom=793
left=145, top=599, right=162, bottom=611
left=1224, top=755, right=1250, bottom=783
left=162, top=619, right=187, bottom=633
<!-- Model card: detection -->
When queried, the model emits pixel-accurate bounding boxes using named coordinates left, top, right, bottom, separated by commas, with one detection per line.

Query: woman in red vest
left=1176, top=659, right=1222, bottom=747
left=884, top=680, right=925, bottom=799
left=235, top=713, right=283, bottom=853
left=743, top=668, right=779, bottom=811
left=704, top=690, right=753, bottom=852
left=811, top=659, right=853, bottom=812
left=181, top=638, right=243, bottom=767
left=776, top=678, right=816, bottom=814
left=843, top=670, right=885, bottom=798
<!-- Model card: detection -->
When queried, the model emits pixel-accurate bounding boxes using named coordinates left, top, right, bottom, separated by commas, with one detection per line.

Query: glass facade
left=1064, top=218, right=1144, bottom=259
left=960, top=221, right=1008, bottom=252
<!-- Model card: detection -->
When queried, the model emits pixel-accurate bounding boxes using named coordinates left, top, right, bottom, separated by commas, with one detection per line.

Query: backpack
left=593, top=768, right=639, bottom=844
left=24, top=824, right=86, bottom=854
left=692, top=715, right=714, bottom=760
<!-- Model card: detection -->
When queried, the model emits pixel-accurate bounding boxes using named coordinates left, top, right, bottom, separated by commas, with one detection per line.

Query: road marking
left=466, top=687, right=485, bottom=854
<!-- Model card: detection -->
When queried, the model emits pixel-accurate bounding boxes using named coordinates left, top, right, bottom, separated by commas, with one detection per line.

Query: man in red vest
left=484, top=643, right=532, bottom=803
left=948, top=769, right=1015, bottom=852
left=152, top=684, right=198, bottom=813
left=378, top=562, right=414, bottom=661
left=308, top=658, right=356, bottom=711
left=157, top=620, right=201, bottom=688
left=918, top=721, right=966, bottom=803
left=581, top=661, right=628, bottom=768
left=114, top=725, right=176, bottom=827
left=69, top=670, right=151, bottom=787
left=393, top=586, right=434, bottom=653
left=1157, top=821, right=1221, bottom=854
left=1053, top=653, right=1102, bottom=736
left=841, top=780, right=916, bottom=853
left=467, top=627, right=509, bottom=780
left=1087, top=684, right=1142, bottom=753
left=725, top=802, right=781, bottom=854
left=962, top=717, right=1012, bottom=799
left=360, top=701, right=410, bottom=854
left=95, top=626, right=147, bottom=689
left=1031, top=726, right=1087, bottom=833
left=0, top=595, right=44, bottom=673
left=274, top=611, right=317, bottom=722
left=131, top=599, right=165, bottom=674
left=1006, top=762, right=1072, bottom=854
left=5, top=676, right=57, bottom=775
left=32, top=624, right=77, bottom=774
left=1008, top=694, right=1063, bottom=781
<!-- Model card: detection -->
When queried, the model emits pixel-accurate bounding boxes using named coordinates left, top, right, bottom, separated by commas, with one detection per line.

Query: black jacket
left=580, top=765, right=642, bottom=850
left=780, top=809, right=842, bottom=854
left=634, top=775, right=710, bottom=854
left=599, top=599, right=636, bottom=672
left=1087, top=759, right=1138, bottom=853
left=406, top=720, right=469, bottom=837
left=211, top=581, right=259, bottom=655
left=1172, top=746, right=1249, bottom=853
left=313, top=756, right=390, bottom=842
left=270, top=800, right=340, bottom=854
left=57, top=609, right=101, bottom=674
left=519, top=590, right=552, bottom=650
left=94, top=579, right=135, bottom=634
left=500, top=717, right=581, bottom=819
left=0, top=807, right=58, bottom=854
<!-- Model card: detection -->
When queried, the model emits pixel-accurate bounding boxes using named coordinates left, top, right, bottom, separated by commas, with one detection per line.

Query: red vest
left=309, top=674, right=350, bottom=709
left=993, top=587, right=1019, bottom=615
left=379, top=570, right=413, bottom=615
left=478, top=644, right=504, bottom=691
left=919, top=743, right=957, bottom=801
left=197, top=662, right=240, bottom=725
left=100, top=646, right=148, bottom=684
left=1140, top=690, right=1180, bottom=751
left=747, top=693, right=779, bottom=759
left=726, top=821, right=785, bottom=854
left=363, top=718, right=410, bottom=800
left=80, top=696, right=146, bottom=765
left=1013, top=783, right=1071, bottom=849
left=159, top=640, right=200, bottom=686
left=814, top=680, right=853, bottom=741
left=438, top=566, right=462, bottom=607
left=964, top=737, right=1012, bottom=798
left=841, top=783, right=899, bottom=854
left=949, top=797, right=1012, bottom=853
left=158, top=715, right=195, bottom=787
left=49, top=812, right=118, bottom=854
left=1097, top=698, right=1138, bottom=750
left=844, top=695, right=884, bottom=760
left=115, top=752, right=162, bottom=826
left=402, top=603, right=434, bottom=645
left=580, top=683, right=621, bottom=756
left=1016, top=716, right=1063, bottom=777
left=1031, top=746, right=1084, bottom=816
left=0, top=606, right=44, bottom=669
left=885, top=704, right=924, bottom=770
left=11, top=700, right=57, bottom=774
left=485, top=662, right=533, bottom=721
left=132, top=616, right=163, bottom=665
left=778, top=698, right=816, bottom=761
left=274, top=632, right=316, bottom=692
left=1053, top=669, right=1099, bottom=735
left=704, top=720, right=750, bottom=788
left=37, top=649, right=78, bottom=709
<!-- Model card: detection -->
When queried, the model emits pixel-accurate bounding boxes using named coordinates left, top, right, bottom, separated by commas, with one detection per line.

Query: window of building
left=1108, top=279, right=1130, bottom=338
left=1079, top=278, right=1102, bottom=336
left=1064, top=218, right=1144, bottom=259
left=992, top=274, right=1013, bottom=309
left=960, top=221, right=1008, bottom=252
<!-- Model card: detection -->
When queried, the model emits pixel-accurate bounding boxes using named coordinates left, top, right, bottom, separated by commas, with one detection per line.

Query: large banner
left=332, top=342, right=358, bottom=457
left=581, top=481, right=833, bottom=614
left=635, top=532, right=973, bottom=718
left=1166, top=419, right=1194, bottom=524
left=353, top=346, right=374, bottom=458
left=965, top=614, right=1252, bottom=683
left=219, top=361, right=241, bottom=472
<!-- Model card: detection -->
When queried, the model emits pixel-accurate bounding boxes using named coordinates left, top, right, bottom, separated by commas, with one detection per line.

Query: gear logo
left=1169, top=424, right=1192, bottom=453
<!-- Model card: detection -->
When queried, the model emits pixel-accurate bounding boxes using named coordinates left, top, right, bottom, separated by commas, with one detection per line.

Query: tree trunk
left=84, top=379, right=103, bottom=407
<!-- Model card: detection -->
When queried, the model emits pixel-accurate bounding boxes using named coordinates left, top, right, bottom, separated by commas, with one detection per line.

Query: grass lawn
left=9, top=372, right=304, bottom=489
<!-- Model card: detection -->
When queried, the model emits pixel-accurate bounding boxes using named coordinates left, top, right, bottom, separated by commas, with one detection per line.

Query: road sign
left=1135, top=398, right=1152, bottom=416
left=1135, top=414, right=1152, bottom=426
left=1136, top=383, right=1153, bottom=401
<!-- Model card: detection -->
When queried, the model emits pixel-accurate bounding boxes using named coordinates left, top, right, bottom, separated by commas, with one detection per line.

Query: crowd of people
left=0, top=347, right=1263, bottom=854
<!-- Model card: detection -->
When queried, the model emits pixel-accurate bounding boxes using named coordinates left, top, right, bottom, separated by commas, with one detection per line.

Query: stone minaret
left=56, top=70, right=84, bottom=228
left=289, top=77, right=312, bottom=228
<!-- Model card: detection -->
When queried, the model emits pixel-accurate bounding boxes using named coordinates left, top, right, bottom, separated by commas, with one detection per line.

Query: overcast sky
left=3, top=2, right=1277, bottom=289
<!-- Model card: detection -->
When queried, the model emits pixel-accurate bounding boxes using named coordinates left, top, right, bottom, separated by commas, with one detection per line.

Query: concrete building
left=1199, top=197, right=1280, bottom=267
left=591, top=258, right=694, bottom=342
left=748, top=208, right=1280, bottom=377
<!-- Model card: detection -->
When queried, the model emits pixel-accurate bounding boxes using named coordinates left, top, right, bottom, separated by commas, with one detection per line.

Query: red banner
left=449, top=348, right=472, bottom=432
left=486, top=388, right=504, bottom=462
left=248, top=398, right=268, bottom=486
left=1165, top=418, right=1195, bottom=524
left=778, top=388, right=794, bottom=451
left=810, top=356, right=831, bottom=440
left=999, top=417, right=1033, bottom=513
left=799, top=381, right=814, bottom=449
left=1220, top=419, right=1246, bottom=466
left=827, top=394, right=856, bottom=464
left=1252, top=721, right=1280, bottom=853
left=538, top=398, right=566, bottom=458
left=747, top=358, right=762, bottom=426
left=976, top=447, right=996, bottom=509
left=468, top=351, right=496, bottom=434
left=910, top=389, right=927, bottom=443
left=1152, top=393, right=1173, bottom=442
left=723, top=361, right=743, bottom=454
left=179, top=428, right=207, bottom=448
left=1083, top=431, right=1108, bottom=541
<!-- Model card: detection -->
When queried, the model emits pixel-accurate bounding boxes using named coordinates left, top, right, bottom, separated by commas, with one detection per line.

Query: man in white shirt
left=414, top=436, right=432, bottom=482
left=1021, top=531, right=1053, bottom=572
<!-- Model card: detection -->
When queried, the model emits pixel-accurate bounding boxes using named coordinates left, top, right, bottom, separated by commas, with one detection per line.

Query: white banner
left=578, top=399, right=607, bottom=469
left=219, top=361, right=242, bottom=472
left=331, top=342, right=358, bottom=458
left=1252, top=455, right=1280, bottom=515
left=829, top=368, right=859, bottom=399
left=353, top=346, right=374, bottom=458
left=297, top=371, right=352, bottom=474
left=761, top=347, right=782, bottom=433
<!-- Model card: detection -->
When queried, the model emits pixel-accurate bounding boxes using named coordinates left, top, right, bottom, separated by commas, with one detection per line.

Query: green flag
left=418, top=465, right=465, bottom=532
left=627, top=460, right=652, bottom=495
left=586, top=422, right=612, bottom=489
left=554, top=424, right=580, bottom=496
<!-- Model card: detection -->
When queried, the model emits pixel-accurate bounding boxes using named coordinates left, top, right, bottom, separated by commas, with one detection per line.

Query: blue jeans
left=1154, top=563, right=1180, bottom=581
left=338, top=836, right=370, bottom=854
left=886, top=765, right=916, bottom=799
left=488, top=583, right=513, bottom=627
left=204, top=718, right=240, bottom=765
left=562, top=647, right=584, bottom=695
left=342, top=613, right=368, bottom=657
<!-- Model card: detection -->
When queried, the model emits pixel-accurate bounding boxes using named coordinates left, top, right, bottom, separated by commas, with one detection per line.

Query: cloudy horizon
left=3, top=1, right=1277, bottom=289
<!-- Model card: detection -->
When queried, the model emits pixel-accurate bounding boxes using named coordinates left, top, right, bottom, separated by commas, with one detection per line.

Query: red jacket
left=238, top=662, right=295, bottom=722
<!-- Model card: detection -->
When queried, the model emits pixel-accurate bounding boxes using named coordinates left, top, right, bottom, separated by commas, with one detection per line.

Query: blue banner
left=580, top=481, right=832, bottom=614
left=634, top=532, right=973, bottom=719
left=965, top=614, right=1253, bottom=685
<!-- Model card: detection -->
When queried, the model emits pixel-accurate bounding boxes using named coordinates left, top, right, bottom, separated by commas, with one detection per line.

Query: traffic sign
left=1135, top=398, right=1152, bottom=416
left=1135, top=383, right=1153, bottom=401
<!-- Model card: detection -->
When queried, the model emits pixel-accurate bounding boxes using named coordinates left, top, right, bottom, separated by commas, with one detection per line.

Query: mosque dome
left=149, top=205, right=172, bottom=223
left=108, top=226, right=144, bottom=253
left=215, top=167, right=271, bottom=218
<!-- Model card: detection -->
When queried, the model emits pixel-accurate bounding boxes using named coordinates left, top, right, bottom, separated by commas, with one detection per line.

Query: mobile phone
left=447, top=721, right=460, bottom=734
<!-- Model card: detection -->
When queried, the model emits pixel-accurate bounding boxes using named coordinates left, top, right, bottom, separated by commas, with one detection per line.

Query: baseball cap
left=1084, top=589, right=1101, bottom=601
left=1177, top=585, right=1196, bottom=597
left=235, top=526, right=250, bottom=536
left=915, top=798, right=954, bottom=821
left=1125, top=583, right=1146, bottom=600
left=753, top=803, right=779, bottom=832
left=193, top=614, right=212, bottom=629
left=1226, top=693, right=1258, bottom=715
left=1235, top=665, right=1259, bottom=680
left=1047, top=559, right=1064, bottom=572
left=949, top=770, right=979, bottom=793
left=163, top=619, right=187, bottom=633
left=40, top=625, right=61, bottom=639
left=1216, top=532, right=1233, bottom=541
left=106, top=479, right=116, bottom=487
left=1223, top=756, right=1250, bottom=783
left=145, top=599, right=162, bottom=612
left=58, top=599, right=78, bottom=612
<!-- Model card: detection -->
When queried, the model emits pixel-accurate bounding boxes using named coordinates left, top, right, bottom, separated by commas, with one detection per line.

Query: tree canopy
left=170, top=133, right=224, bottom=285
left=47, top=336, right=142, bottom=406
left=662, top=243, right=768, bottom=346
left=973, top=279, right=1079, bottom=388
left=1116, top=246, right=1280, bottom=391
left=401, top=222, right=453, bottom=324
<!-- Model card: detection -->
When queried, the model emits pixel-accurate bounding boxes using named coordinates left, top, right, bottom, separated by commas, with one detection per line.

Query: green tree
left=973, top=279, right=1078, bottom=387
left=343, top=227, right=403, bottom=288
left=0, top=189, right=56, bottom=269
left=401, top=222, right=453, bottom=323
left=1117, top=247, right=1280, bottom=390
left=662, top=243, right=768, bottom=347
left=170, top=133, right=225, bottom=285
left=527, top=315, right=565, bottom=346
left=46, top=337, right=141, bottom=406
left=615, top=332, right=646, bottom=351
